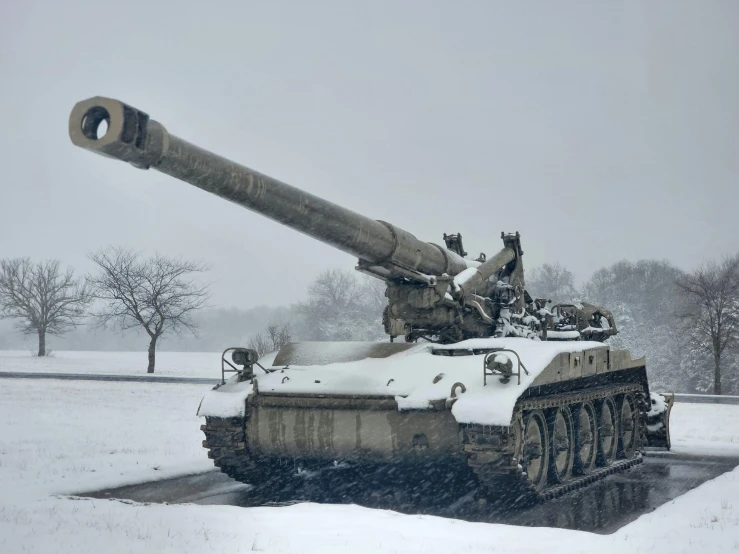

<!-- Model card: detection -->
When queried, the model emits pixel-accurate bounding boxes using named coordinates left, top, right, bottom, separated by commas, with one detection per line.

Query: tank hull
left=202, top=359, right=650, bottom=503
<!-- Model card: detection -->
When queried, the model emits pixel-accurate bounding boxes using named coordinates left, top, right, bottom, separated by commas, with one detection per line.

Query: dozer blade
left=645, top=392, right=675, bottom=450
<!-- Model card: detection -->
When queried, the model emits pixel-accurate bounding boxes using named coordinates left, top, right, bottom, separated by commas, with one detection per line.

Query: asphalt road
left=81, top=451, right=739, bottom=535
left=0, top=371, right=218, bottom=384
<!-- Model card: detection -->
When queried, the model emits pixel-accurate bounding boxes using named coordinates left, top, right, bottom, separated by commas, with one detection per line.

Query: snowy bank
left=0, top=380, right=213, bottom=499
left=0, top=350, right=224, bottom=378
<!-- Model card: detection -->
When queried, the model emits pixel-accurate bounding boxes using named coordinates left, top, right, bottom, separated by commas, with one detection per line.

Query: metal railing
left=672, top=393, right=739, bottom=405
left=483, top=349, right=529, bottom=386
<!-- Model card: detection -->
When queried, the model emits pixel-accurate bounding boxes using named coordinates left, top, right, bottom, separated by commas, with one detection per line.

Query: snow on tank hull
left=200, top=339, right=654, bottom=503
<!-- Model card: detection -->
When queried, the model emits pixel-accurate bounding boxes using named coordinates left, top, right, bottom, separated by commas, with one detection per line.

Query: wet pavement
left=81, top=451, right=739, bottom=534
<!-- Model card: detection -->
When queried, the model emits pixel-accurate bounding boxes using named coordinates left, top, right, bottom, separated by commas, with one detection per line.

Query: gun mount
left=69, top=96, right=614, bottom=343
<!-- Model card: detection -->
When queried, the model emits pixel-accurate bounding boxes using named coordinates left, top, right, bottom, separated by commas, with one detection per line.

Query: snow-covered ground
left=0, top=350, right=223, bottom=378
left=670, top=402, right=739, bottom=456
left=0, top=380, right=211, bottom=498
left=1, top=378, right=739, bottom=553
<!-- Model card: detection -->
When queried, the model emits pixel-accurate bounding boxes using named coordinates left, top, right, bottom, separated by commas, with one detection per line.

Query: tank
left=69, top=97, right=672, bottom=503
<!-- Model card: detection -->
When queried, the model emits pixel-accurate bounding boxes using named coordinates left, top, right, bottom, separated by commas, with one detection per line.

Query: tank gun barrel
left=69, top=97, right=469, bottom=277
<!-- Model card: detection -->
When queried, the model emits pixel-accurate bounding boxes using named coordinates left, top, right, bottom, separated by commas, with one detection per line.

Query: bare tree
left=0, top=258, right=90, bottom=356
left=248, top=333, right=273, bottom=358
left=87, top=247, right=209, bottom=373
left=676, top=256, right=739, bottom=395
left=295, top=269, right=386, bottom=341
left=266, top=321, right=292, bottom=351
left=526, top=263, right=578, bottom=304
left=249, top=321, right=292, bottom=357
left=583, top=259, right=688, bottom=392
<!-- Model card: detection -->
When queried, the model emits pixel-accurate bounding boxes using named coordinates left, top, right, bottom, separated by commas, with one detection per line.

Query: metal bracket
left=445, top=382, right=467, bottom=409
left=220, top=347, right=267, bottom=385
left=483, top=348, right=530, bottom=386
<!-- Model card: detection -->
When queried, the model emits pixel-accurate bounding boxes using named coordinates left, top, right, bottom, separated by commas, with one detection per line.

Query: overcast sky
left=1, top=0, right=737, bottom=308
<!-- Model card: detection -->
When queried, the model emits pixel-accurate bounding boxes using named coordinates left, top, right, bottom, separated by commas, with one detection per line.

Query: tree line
left=0, top=247, right=208, bottom=373
left=527, top=258, right=739, bottom=395
left=1, top=249, right=737, bottom=394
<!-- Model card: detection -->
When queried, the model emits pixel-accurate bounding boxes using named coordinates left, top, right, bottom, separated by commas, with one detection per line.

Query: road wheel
left=548, top=406, right=574, bottom=484
left=618, top=394, right=638, bottom=459
left=596, top=396, right=618, bottom=467
left=522, top=409, right=549, bottom=491
left=573, top=402, right=597, bottom=475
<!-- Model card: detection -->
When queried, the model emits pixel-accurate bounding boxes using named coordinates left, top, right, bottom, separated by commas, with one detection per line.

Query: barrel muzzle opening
left=69, top=96, right=167, bottom=170
left=80, top=106, right=111, bottom=141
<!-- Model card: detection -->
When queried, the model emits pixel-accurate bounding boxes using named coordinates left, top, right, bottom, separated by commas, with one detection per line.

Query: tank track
left=202, top=415, right=301, bottom=498
left=463, top=383, right=645, bottom=505
left=201, top=416, right=253, bottom=481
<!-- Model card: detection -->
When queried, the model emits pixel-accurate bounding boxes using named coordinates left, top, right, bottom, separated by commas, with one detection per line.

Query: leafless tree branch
left=294, top=269, right=386, bottom=341
left=527, top=263, right=578, bottom=304
left=87, top=246, right=210, bottom=373
left=0, top=258, right=90, bottom=356
left=675, top=255, right=739, bottom=394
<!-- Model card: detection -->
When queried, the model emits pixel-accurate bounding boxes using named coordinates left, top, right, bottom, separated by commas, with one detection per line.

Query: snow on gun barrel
left=69, top=96, right=672, bottom=503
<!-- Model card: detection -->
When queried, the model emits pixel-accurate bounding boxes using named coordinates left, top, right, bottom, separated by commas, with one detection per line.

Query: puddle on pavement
left=83, top=453, right=739, bottom=534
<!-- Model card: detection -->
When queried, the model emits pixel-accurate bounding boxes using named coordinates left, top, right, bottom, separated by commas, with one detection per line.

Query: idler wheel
left=573, top=402, right=598, bottom=475
left=547, top=406, right=574, bottom=484
left=522, top=409, right=550, bottom=491
left=596, top=397, right=619, bottom=467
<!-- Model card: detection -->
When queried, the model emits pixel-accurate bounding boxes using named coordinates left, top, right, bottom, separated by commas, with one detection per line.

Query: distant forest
left=2, top=257, right=738, bottom=395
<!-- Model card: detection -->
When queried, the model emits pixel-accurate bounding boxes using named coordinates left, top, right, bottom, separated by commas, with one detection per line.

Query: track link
left=201, top=416, right=253, bottom=482
left=463, top=384, right=646, bottom=504
left=540, top=455, right=643, bottom=500
left=202, top=415, right=296, bottom=494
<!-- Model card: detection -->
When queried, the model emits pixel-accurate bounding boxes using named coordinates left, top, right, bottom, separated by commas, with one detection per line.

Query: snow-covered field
left=0, top=350, right=223, bottom=378
left=1, top=378, right=739, bottom=553
left=671, top=402, right=739, bottom=456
